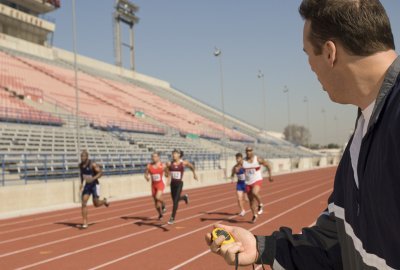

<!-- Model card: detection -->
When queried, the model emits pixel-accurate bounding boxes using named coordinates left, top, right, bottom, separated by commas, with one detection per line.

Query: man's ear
left=323, top=41, right=337, bottom=67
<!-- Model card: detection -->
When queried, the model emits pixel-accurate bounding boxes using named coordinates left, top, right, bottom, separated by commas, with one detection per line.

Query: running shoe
left=168, top=217, right=175, bottom=225
left=81, top=224, right=88, bottom=229
left=162, top=203, right=167, bottom=214
left=251, top=215, right=258, bottom=224
left=183, top=194, right=189, bottom=205
left=104, top=198, right=110, bottom=208
left=239, top=210, right=246, bottom=217
left=257, top=204, right=264, bottom=215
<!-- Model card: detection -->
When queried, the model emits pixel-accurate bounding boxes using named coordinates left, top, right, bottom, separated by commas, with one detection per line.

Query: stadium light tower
left=257, top=70, right=267, bottom=131
left=114, top=0, right=139, bottom=70
left=321, top=108, right=327, bottom=146
left=283, top=86, right=291, bottom=140
left=213, top=47, right=228, bottom=179
left=303, top=96, right=310, bottom=147
left=334, top=115, right=339, bottom=144
left=72, top=0, right=80, bottom=202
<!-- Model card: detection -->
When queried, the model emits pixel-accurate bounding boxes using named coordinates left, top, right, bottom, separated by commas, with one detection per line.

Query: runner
left=144, top=152, right=167, bottom=220
left=79, top=150, right=109, bottom=229
left=166, top=149, right=198, bottom=225
left=242, top=146, right=273, bottom=223
left=230, top=153, right=247, bottom=217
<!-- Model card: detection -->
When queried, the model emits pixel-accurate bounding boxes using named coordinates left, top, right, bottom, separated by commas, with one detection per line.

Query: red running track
left=0, top=167, right=336, bottom=270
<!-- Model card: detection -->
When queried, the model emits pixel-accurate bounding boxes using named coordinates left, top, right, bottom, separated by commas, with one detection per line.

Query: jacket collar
left=365, top=56, right=400, bottom=131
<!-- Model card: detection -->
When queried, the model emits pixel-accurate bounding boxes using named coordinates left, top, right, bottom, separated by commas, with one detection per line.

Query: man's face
left=81, top=152, right=88, bottom=163
left=172, top=151, right=180, bottom=160
left=245, top=148, right=254, bottom=158
left=303, top=21, right=346, bottom=103
left=151, top=153, right=159, bottom=163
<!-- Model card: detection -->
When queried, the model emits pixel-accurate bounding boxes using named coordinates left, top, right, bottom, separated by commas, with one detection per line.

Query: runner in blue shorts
left=79, top=150, right=109, bottom=229
left=230, top=153, right=247, bottom=216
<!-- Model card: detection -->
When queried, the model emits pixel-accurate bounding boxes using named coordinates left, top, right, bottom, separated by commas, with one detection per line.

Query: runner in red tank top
left=144, top=152, right=167, bottom=220
left=165, top=149, right=198, bottom=225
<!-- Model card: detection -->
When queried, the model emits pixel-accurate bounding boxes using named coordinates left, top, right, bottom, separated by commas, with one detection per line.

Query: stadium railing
left=0, top=152, right=221, bottom=186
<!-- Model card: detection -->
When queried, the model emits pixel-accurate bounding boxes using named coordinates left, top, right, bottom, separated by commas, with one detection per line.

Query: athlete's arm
left=164, top=162, right=171, bottom=185
left=144, top=165, right=150, bottom=182
left=79, top=165, right=84, bottom=191
left=184, top=160, right=198, bottom=181
left=258, top=157, right=273, bottom=182
left=230, top=165, right=237, bottom=183
left=89, top=162, right=103, bottom=182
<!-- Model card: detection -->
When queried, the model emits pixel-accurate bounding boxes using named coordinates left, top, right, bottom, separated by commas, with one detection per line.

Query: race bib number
left=171, top=171, right=182, bottom=180
left=82, top=174, right=92, bottom=180
left=152, top=174, right=161, bottom=182
left=238, top=174, right=246, bottom=181
left=246, top=169, right=256, bottom=175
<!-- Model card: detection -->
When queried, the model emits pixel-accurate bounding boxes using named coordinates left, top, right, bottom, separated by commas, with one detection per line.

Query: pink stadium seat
left=0, top=51, right=252, bottom=140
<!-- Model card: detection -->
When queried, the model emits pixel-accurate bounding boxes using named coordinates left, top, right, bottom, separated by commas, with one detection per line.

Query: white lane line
left=1, top=167, right=329, bottom=227
left=0, top=189, right=240, bottom=258
left=168, top=191, right=332, bottom=270
left=0, top=183, right=233, bottom=230
left=1, top=174, right=323, bottom=244
left=80, top=183, right=331, bottom=270
left=12, top=177, right=330, bottom=269
left=0, top=184, right=236, bottom=237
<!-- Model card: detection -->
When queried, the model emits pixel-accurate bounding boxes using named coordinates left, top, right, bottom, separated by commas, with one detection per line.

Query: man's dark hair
left=235, top=153, right=243, bottom=158
left=299, top=0, right=395, bottom=56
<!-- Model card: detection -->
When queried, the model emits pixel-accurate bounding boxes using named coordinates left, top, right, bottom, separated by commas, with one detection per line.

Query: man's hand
left=205, top=224, right=258, bottom=266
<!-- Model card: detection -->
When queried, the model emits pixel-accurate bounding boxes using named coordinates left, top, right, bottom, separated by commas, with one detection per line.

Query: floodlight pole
left=321, top=108, right=327, bottom=146
left=214, top=47, right=228, bottom=179
left=283, top=86, right=290, bottom=140
left=303, top=96, right=310, bottom=147
left=72, top=0, right=80, bottom=202
left=257, top=70, right=266, bottom=131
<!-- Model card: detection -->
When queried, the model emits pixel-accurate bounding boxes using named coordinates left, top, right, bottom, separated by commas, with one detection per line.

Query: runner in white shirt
left=242, top=146, right=273, bottom=223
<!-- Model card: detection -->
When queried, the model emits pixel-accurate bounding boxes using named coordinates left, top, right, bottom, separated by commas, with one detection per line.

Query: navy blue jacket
left=256, top=57, right=400, bottom=270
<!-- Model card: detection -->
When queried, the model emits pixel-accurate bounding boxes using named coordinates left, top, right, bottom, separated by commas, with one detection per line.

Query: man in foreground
left=206, top=0, right=400, bottom=269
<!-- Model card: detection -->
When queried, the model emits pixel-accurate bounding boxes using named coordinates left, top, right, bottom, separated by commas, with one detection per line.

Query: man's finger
left=224, top=243, right=244, bottom=265
left=205, top=233, right=212, bottom=246
left=214, top=223, right=233, bottom=233
left=210, top=235, right=226, bottom=253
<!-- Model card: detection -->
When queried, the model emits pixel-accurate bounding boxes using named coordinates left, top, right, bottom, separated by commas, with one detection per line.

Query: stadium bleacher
left=0, top=122, right=221, bottom=183
left=0, top=29, right=320, bottom=186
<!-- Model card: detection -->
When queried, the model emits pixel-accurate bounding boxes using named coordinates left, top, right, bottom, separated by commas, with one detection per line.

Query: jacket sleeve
left=255, top=210, right=342, bottom=270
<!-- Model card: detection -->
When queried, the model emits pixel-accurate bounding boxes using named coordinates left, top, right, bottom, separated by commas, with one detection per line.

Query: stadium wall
left=0, top=32, right=53, bottom=59
left=0, top=169, right=225, bottom=216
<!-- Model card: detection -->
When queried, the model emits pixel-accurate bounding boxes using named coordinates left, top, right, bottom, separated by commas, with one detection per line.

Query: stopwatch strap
left=235, top=253, right=239, bottom=270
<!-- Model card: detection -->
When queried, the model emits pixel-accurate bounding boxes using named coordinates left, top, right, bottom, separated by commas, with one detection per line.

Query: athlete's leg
left=81, top=194, right=90, bottom=227
left=92, top=184, right=108, bottom=207
left=170, top=181, right=183, bottom=219
left=252, top=184, right=264, bottom=214
left=178, top=182, right=188, bottom=203
left=247, top=191, right=256, bottom=216
left=251, top=184, right=262, bottom=206
left=154, top=190, right=164, bottom=217
left=236, top=190, right=246, bottom=213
